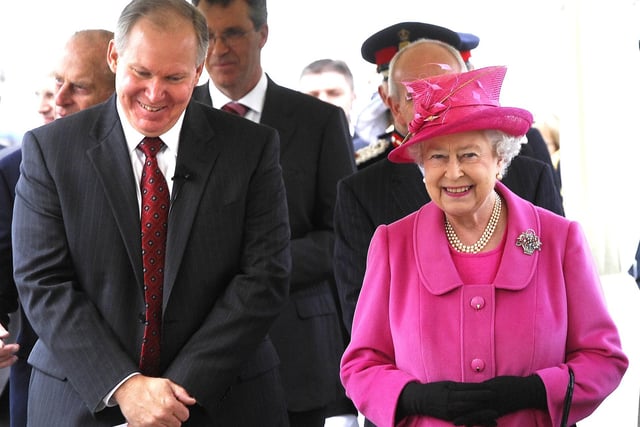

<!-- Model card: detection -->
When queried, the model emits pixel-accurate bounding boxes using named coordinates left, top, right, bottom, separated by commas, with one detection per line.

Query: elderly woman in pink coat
left=340, top=66, right=628, bottom=427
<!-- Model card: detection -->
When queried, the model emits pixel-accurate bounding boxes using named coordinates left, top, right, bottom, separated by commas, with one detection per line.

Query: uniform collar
left=390, top=129, right=404, bottom=148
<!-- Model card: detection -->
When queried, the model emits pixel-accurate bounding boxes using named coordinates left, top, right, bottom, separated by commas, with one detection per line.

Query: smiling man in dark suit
left=190, top=1, right=357, bottom=426
left=12, top=1, right=290, bottom=426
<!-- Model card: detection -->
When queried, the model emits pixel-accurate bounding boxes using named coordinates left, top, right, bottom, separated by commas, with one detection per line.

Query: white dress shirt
left=101, top=98, right=187, bottom=412
left=207, top=72, right=267, bottom=124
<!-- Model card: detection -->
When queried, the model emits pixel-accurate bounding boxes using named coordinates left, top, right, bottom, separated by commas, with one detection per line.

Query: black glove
left=480, top=375, right=548, bottom=417
left=396, top=381, right=493, bottom=422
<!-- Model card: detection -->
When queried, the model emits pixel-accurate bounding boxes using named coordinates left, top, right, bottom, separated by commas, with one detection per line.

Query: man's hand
left=114, top=374, right=197, bottom=427
left=0, top=323, right=19, bottom=368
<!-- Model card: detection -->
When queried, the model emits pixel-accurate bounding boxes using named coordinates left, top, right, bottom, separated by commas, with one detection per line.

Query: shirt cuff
left=99, top=372, right=141, bottom=410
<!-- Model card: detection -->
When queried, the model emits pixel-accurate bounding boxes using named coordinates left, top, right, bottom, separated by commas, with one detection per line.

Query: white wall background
left=0, top=0, right=583, bottom=135
left=1, top=1, right=639, bottom=423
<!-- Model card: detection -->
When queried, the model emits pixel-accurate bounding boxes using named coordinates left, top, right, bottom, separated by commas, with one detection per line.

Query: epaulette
left=355, top=137, right=391, bottom=166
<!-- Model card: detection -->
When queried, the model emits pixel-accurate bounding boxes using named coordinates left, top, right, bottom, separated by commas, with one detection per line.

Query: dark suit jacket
left=521, top=127, right=562, bottom=191
left=334, top=155, right=565, bottom=333
left=194, top=77, right=357, bottom=412
left=0, top=145, right=39, bottom=427
left=0, top=145, right=20, bottom=328
left=12, top=96, right=292, bottom=426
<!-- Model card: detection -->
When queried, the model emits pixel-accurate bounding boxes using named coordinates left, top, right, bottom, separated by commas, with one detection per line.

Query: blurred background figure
left=352, top=92, right=390, bottom=152
left=53, top=29, right=115, bottom=119
left=0, top=28, right=115, bottom=427
left=299, top=59, right=368, bottom=150
left=35, top=74, right=56, bottom=125
left=0, top=71, right=57, bottom=425
left=535, top=112, right=561, bottom=190
left=0, top=68, right=19, bottom=151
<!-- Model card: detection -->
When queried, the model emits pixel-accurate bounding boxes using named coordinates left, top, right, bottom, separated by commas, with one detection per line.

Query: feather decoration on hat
left=405, top=66, right=506, bottom=136
left=406, top=79, right=450, bottom=135
left=390, top=66, right=533, bottom=163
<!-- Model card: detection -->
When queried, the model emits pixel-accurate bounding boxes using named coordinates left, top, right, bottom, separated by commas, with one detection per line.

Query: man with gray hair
left=52, top=29, right=116, bottom=119
left=12, top=0, right=290, bottom=425
left=191, top=1, right=357, bottom=426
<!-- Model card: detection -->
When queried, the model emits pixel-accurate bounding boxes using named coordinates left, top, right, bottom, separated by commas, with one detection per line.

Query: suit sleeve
left=533, top=162, right=565, bottom=216
left=333, top=177, right=376, bottom=334
left=0, top=155, right=18, bottom=328
left=289, top=107, right=355, bottom=289
left=13, top=132, right=138, bottom=411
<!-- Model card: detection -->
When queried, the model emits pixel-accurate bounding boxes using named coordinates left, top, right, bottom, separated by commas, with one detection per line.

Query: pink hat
left=388, top=66, right=533, bottom=163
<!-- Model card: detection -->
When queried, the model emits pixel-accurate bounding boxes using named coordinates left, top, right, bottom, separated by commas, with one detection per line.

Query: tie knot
left=138, top=137, right=165, bottom=158
left=222, top=102, right=248, bottom=116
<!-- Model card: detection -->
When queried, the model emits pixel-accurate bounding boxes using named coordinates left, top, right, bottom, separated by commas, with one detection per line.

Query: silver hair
left=406, top=130, right=526, bottom=175
left=489, top=130, right=526, bottom=175
left=114, top=0, right=209, bottom=66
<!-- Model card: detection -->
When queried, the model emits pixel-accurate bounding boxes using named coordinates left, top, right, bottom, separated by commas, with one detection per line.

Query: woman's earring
left=496, top=172, right=503, bottom=180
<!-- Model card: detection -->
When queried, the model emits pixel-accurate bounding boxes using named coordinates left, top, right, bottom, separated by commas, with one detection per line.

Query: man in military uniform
left=354, top=22, right=461, bottom=169
left=354, top=24, right=559, bottom=195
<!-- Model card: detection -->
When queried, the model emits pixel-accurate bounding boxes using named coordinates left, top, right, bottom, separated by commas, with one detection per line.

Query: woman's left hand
left=452, top=375, right=546, bottom=425
left=482, top=375, right=547, bottom=416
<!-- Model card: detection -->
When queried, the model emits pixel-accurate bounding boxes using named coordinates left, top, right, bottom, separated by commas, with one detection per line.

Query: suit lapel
left=86, top=99, right=222, bottom=308
left=163, top=101, right=220, bottom=305
left=260, top=78, right=294, bottom=153
left=192, top=83, right=212, bottom=106
left=86, top=97, right=144, bottom=289
left=195, top=78, right=295, bottom=154
left=492, top=181, right=540, bottom=291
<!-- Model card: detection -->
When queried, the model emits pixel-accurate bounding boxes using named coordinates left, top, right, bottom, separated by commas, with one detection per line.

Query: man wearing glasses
left=191, top=1, right=357, bottom=426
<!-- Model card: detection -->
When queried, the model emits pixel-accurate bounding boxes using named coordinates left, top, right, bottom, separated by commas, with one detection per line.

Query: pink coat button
left=470, top=296, right=485, bottom=310
left=471, top=358, right=486, bottom=372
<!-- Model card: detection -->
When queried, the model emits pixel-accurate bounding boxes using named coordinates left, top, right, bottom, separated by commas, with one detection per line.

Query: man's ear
left=107, top=40, right=118, bottom=73
left=377, top=82, right=389, bottom=106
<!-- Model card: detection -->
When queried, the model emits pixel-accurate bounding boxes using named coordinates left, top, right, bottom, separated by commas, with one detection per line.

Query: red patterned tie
left=221, top=101, right=248, bottom=116
left=138, top=137, right=169, bottom=377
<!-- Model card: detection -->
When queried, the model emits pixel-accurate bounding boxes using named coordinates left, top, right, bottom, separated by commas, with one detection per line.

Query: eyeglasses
left=208, top=28, right=250, bottom=47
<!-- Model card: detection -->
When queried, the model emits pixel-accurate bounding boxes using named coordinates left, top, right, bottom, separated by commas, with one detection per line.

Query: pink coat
left=340, top=182, right=628, bottom=427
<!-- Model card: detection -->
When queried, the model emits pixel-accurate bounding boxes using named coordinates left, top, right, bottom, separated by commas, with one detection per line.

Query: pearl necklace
left=444, top=192, right=502, bottom=254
